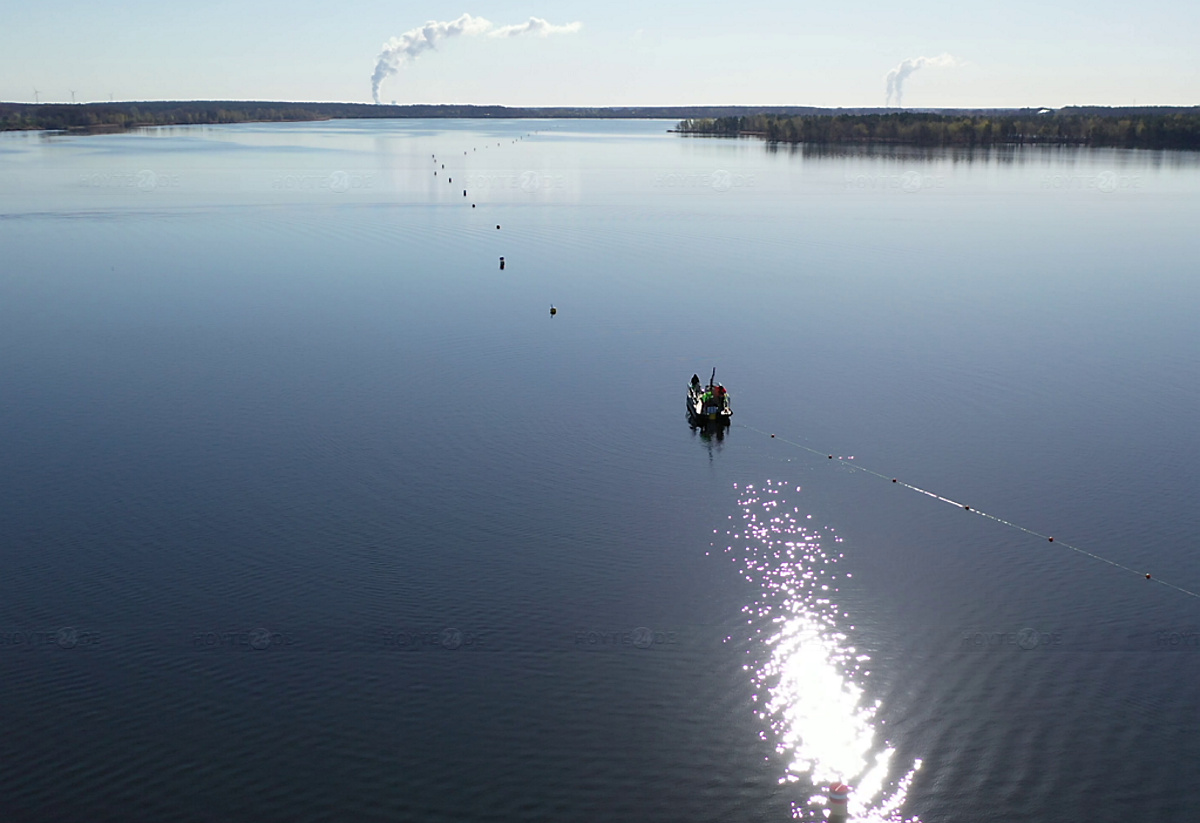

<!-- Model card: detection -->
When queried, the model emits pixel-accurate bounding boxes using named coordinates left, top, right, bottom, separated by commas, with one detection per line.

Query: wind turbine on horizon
left=70, top=90, right=76, bottom=104
left=33, top=88, right=40, bottom=104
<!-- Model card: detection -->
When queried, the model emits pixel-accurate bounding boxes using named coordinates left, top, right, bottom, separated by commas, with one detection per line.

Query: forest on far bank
left=675, top=109, right=1200, bottom=150
left=4, top=101, right=1199, bottom=150
left=0, top=102, right=863, bottom=132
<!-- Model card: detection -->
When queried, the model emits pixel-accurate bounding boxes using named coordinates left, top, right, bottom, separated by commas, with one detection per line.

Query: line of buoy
left=740, top=424, right=1200, bottom=599
left=433, top=138, right=557, bottom=318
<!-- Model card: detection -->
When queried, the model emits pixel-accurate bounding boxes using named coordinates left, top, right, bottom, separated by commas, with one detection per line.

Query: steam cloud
left=371, top=13, right=583, bottom=103
left=489, top=17, right=583, bottom=38
left=884, top=53, right=959, bottom=107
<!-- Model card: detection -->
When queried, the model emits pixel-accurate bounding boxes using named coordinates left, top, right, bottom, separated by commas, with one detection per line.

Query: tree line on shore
left=0, top=102, right=858, bottom=132
left=1, top=103, right=334, bottom=132
left=676, top=110, right=1200, bottom=150
left=5, top=101, right=1198, bottom=150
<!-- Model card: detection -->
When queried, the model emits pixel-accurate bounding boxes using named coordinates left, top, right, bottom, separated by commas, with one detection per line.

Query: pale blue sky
left=2, top=0, right=1197, bottom=106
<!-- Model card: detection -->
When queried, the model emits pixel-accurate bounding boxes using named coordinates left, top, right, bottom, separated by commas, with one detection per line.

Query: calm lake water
left=2, top=119, right=1200, bottom=822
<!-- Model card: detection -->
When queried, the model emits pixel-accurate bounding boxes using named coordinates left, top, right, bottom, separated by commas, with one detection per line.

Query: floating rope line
left=738, top=424, right=1200, bottom=600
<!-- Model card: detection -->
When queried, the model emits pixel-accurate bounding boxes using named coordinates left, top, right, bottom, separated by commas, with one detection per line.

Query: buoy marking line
left=738, top=423, right=1200, bottom=600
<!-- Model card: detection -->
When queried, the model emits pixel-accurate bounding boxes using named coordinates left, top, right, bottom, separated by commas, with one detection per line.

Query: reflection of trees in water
left=764, top=140, right=1200, bottom=170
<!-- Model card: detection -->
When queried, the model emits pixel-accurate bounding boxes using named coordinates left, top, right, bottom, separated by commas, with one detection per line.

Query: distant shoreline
left=675, top=111, right=1200, bottom=151
left=3, top=102, right=1199, bottom=148
left=0, top=102, right=864, bottom=133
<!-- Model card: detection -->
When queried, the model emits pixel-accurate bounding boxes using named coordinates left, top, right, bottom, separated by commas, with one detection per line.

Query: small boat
left=688, top=370, right=732, bottom=427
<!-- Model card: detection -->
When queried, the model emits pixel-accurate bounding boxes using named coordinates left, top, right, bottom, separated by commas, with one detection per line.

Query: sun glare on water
left=723, top=481, right=921, bottom=821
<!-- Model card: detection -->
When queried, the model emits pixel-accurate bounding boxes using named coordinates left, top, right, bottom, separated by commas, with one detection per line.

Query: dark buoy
left=463, top=190, right=467, bottom=196
left=441, top=164, right=444, bottom=169
left=496, top=225, right=500, bottom=230
left=770, top=434, right=775, bottom=438
left=549, top=305, right=557, bottom=316
left=499, top=257, right=505, bottom=270
left=448, top=177, right=452, bottom=182
left=1146, top=573, right=1152, bottom=579
left=964, top=505, right=970, bottom=510
left=828, top=455, right=833, bottom=459
left=1048, top=537, right=1054, bottom=542
left=472, top=204, right=476, bottom=208
left=892, top=478, right=897, bottom=483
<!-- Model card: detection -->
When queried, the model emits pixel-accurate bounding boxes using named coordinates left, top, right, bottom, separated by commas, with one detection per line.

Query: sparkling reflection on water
left=726, top=481, right=920, bottom=821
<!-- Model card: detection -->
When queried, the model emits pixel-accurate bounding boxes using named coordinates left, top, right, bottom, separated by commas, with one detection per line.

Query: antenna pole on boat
left=710, top=367, right=716, bottom=389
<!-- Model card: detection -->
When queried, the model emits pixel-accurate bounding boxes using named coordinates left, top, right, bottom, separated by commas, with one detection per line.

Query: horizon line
left=5, top=99, right=1198, bottom=111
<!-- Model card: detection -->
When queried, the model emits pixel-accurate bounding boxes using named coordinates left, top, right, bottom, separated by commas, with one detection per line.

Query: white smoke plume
left=489, top=17, right=583, bottom=38
left=371, top=13, right=583, bottom=103
left=884, top=53, right=959, bottom=108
